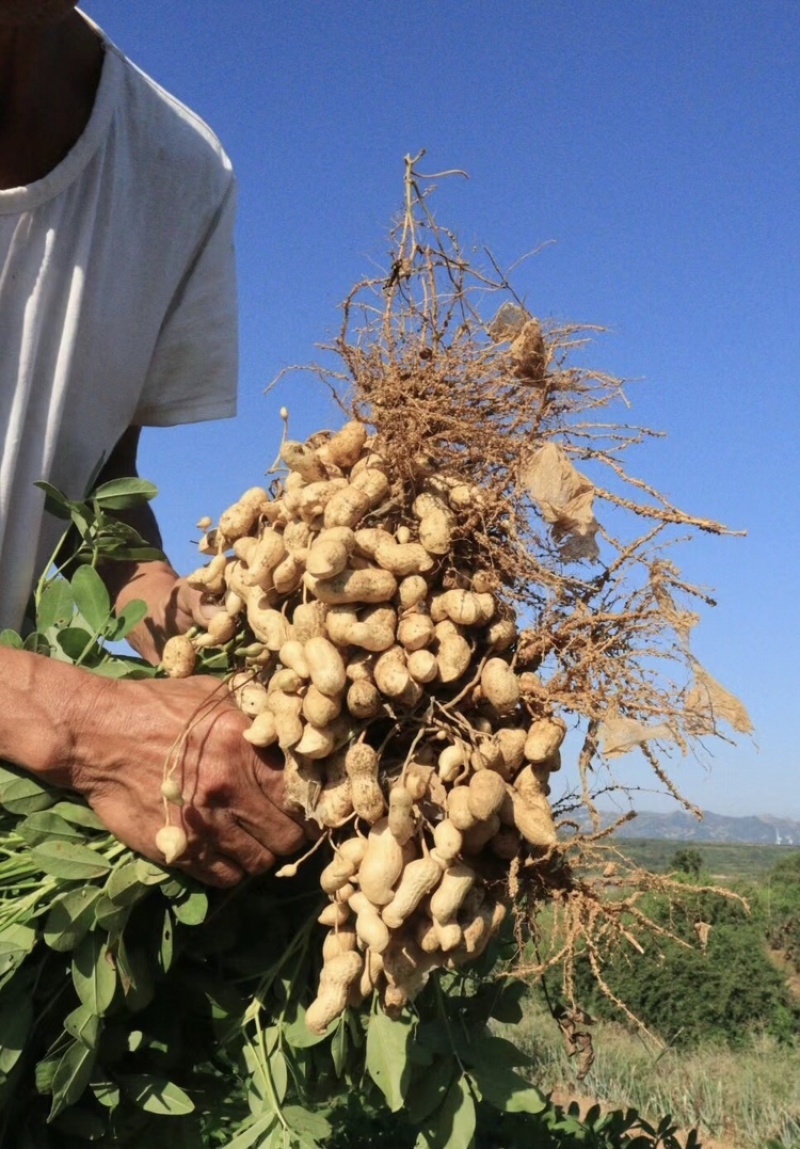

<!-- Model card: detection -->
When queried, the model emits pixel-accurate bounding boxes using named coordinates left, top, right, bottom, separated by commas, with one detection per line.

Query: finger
left=179, top=853, right=244, bottom=889
left=206, top=806, right=282, bottom=876
left=216, top=813, right=283, bottom=873
left=181, top=583, right=227, bottom=627
left=251, top=752, right=308, bottom=830
left=158, top=826, right=245, bottom=888
left=179, top=805, right=265, bottom=884
left=236, top=802, right=307, bottom=858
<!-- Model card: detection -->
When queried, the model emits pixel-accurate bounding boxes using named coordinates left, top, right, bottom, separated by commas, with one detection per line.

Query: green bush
left=770, top=852, right=800, bottom=885
left=570, top=890, right=800, bottom=1047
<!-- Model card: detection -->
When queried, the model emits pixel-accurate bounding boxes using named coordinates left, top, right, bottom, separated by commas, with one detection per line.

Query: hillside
left=599, top=808, right=800, bottom=845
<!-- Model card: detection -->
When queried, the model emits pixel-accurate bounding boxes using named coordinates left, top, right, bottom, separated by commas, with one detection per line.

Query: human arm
left=0, top=645, right=305, bottom=886
left=93, top=425, right=219, bottom=664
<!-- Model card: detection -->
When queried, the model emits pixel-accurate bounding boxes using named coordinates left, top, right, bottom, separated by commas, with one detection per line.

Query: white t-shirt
left=0, top=17, right=238, bottom=631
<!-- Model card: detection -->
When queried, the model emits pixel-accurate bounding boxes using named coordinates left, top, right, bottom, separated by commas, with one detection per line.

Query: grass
left=617, top=839, right=799, bottom=882
left=503, top=996, right=800, bottom=1148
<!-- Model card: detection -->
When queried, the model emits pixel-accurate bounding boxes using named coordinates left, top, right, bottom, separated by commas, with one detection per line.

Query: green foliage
left=669, top=848, right=704, bottom=879
left=568, top=886, right=800, bottom=1048
left=0, top=765, right=710, bottom=1148
left=771, top=851, right=800, bottom=884
left=617, top=838, right=798, bottom=882
left=0, top=481, right=711, bottom=1148
left=769, top=912, right=800, bottom=975
left=759, top=850, right=800, bottom=974
left=326, top=1089, right=700, bottom=1147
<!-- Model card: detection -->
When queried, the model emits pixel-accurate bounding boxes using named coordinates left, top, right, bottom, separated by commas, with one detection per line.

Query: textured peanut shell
left=382, top=857, right=444, bottom=929
left=480, top=658, right=521, bottom=715
left=162, top=635, right=196, bottom=679
left=357, top=818, right=405, bottom=905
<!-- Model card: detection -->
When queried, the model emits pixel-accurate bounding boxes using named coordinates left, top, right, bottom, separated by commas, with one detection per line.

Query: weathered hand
left=114, top=563, right=225, bottom=665
left=63, top=671, right=307, bottom=887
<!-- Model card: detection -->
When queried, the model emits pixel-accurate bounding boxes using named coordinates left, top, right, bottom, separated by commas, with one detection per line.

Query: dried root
left=168, top=152, right=751, bottom=1031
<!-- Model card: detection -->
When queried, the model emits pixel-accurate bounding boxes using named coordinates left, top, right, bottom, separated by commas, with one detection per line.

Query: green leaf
left=37, top=580, right=74, bottom=632
left=0, top=989, right=33, bottom=1076
left=282, top=1001, right=334, bottom=1048
left=406, top=1056, right=456, bottom=1125
left=282, top=1105, right=332, bottom=1142
left=48, top=800, right=106, bottom=831
left=34, top=480, right=75, bottom=519
left=0, top=763, right=56, bottom=814
left=72, top=932, right=117, bottom=1016
left=487, top=979, right=528, bottom=1024
left=67, top=504, right=93, bottom=537
left=99, top=543, right=165, bottom=563
left=0, top=628, right=24, bottom=649
left=365, top=1011, right=413, bottom=1112
left=220, top=1113, right=276, bottom=1149
left=105, top=860, right=150, bottom=907
left=90, top=1075, right=120, bottom=1110
left=158, top=908, right=175, bottom=975
left=271, top=1049, right=289, bottom=1106
left=160, top=875, right=189, bottom=899
left=417, top=1074, right=476, bottom=1149
left=91, top=658, right=158, bottom=678
left=93, top=895, right=131, bottom=936
left=467, top=1035, right=531, bottom=1071
left=0, top=924, right=37, bottom=983
left=417, top=1019, right=469, bottom=1059
left=23, top=630, right=51, bottom=655
left=18, top=809, right=92, bottom=847
left=63, top=1004, right=102, bottom=1050
left=107, top=598, right=148, bottom=642
left=330, top=1016, right=348, bottom=1078
left=135, top=858, right=170, bottom=885
left=36, top=1053, right=61, bottom=1095
left=56, top=625, right=96, bottom=662
left=115, top=937, right=155, bottom=1012
left=92, top=477, right=158, bottom=509
left=48, top=1039, right=97, bottom=1120
left=119, top=1074, right=195, bottom=1116
left=469, top=1061, right=546, bottom=1115
left=71, top=565, right=111, bottom=632
left=172, top=889, right=208, bottom=926
left=31, top=839, right=113, bottom=880
left=44, top=888, right=102, bottom=953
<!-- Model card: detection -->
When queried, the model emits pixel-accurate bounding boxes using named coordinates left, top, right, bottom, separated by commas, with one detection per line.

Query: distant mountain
left=599, top=809, right=800, bottom=846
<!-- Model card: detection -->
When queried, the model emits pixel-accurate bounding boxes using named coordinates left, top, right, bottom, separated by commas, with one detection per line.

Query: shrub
left=568, top=890, right=800, bottom=1047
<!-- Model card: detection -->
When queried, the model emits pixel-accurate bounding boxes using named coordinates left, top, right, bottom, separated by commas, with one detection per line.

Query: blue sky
left=80, top=2, right=799, bottom=822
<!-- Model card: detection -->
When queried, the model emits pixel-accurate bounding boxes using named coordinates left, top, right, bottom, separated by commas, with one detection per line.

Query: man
left=0, top=1, right=305, bottom=885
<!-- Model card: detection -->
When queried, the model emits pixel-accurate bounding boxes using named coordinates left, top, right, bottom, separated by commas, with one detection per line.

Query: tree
left=670, top=847, right=704, bottom=879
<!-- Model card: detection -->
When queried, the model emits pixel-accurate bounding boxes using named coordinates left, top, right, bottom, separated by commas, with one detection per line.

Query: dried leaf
left=684, top=667, right=753, bottom=735
left=598, top=713, right=675, bottom=758
left=509, top=318, right=547, bottom=385
left=649, top=560, right=700, bottom=645
left=521, top=442, right=600, bottom=561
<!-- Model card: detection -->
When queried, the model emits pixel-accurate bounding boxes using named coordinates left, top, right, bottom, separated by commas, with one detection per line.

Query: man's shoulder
left=109, top=40, right=234, bottom=203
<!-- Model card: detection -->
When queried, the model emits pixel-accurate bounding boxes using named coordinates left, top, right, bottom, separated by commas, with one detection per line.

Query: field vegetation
left=505, top=844, right=800, bottom=1149
left=618, top=839, right=799, bottom=883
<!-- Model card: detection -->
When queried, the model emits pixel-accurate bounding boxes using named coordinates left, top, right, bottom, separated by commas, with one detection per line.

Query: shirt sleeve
left=134, top=177, right=239, bottom=427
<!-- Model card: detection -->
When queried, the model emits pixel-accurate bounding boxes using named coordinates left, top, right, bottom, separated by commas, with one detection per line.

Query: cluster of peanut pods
left=161, top=420, right=565, bottom=1032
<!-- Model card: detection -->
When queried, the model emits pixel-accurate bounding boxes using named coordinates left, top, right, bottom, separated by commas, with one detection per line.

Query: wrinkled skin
left=52, top=668, right=307, bottom=887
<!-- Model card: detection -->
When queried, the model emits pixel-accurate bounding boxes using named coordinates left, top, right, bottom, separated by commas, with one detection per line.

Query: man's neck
left=0, top=11, right=103, bottom=190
